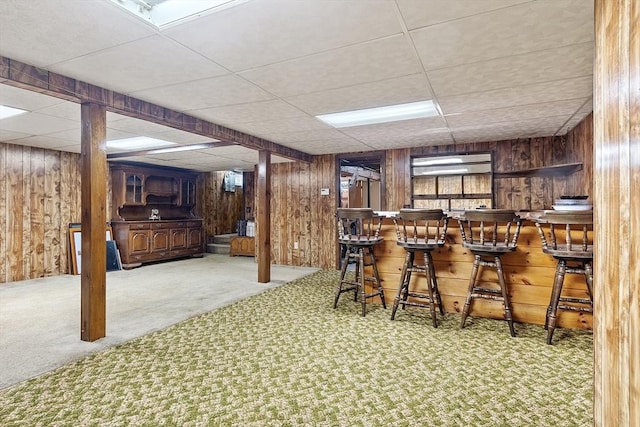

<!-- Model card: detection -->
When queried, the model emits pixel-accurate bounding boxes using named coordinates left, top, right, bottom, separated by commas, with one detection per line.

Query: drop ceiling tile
left=438, top=75, right=593, bottom=115
left=0, top=85, right=64, bottom=111
left=452, top=116, right=572, bottom=143
left=0, top=112, right=78, bottom=135
left=50, top=35, right=228, bottom=94
left=239, top=35, right=422, bottom=97
left=0, top=0, right=155, bottom=67
left=290, top=139, right=374, bottom=155
left=0, top=129, right=30, bottom=142
left=164, top=0, right=402, bottom=72
left=35, top=101, right=81, bottom=121
left=199, top=145, right=257, bottom=158
left=366, top=131, right=454, bottom=150
left=8, top=135, right=76, bottom=150
left=192, top=100, right=309, bottom=126
left=411, top=0, right=593, bottom=70
left=446, top=98, right=590, bottom=128
left=262, top=128, right=355, bottom=145
left=397, top=0, right=530, bottom=30
left=340, top=117, right=448, bottom=144
left=429, top=42, right=593, bottom=97
left=231, top=116, right=330, bottom=136
left=285, top=74, right=434, bottom=115
left=131, top=75, right=275, bottom=111
left=152, top=129, right=217, bottom=145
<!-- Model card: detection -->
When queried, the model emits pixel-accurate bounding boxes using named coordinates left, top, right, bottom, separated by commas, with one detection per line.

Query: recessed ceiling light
left=0, top=105, right=28, bottom=120
left=110, top=0, right=248, bottom=28
left=107, top=136, right=175, bottom=151
left=316, top=100, right=440, bottom=128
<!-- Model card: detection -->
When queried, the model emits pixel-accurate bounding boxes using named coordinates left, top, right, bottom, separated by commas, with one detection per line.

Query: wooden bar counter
left=371, top=212, right=592, bottom=331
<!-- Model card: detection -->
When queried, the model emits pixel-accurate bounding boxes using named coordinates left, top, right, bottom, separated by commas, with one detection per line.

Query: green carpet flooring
left=0, top=270, right=593, bottom=426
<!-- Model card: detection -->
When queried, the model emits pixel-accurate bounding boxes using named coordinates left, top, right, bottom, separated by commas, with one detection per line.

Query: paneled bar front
left=372, top=211, right=592, bottom=332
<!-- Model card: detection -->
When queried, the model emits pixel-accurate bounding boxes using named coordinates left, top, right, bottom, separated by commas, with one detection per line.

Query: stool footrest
left=558, top=303, right=593, bottom=313
left=397, top=300, right=439, bottom=310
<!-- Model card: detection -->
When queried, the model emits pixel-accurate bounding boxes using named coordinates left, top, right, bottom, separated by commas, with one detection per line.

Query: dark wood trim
left=80, top=103, right=107, bottom=342
left=0, top=55, right=313, bottom=164
left=257, top=150, right=271, bottom=283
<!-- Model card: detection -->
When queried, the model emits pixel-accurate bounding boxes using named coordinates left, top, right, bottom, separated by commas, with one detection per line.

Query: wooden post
left=80, top=102, right=107, bottom=342
left=593, top=0, right=640, bottom=425
left=257, top=150, right=271, bottom=283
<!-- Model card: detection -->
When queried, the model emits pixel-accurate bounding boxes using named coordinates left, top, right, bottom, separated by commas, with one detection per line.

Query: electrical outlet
left=294, top=242, right=299, bottom=249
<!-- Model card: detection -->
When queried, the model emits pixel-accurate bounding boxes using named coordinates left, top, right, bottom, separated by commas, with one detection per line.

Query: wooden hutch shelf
left=110, top=163, right=203, bottom=268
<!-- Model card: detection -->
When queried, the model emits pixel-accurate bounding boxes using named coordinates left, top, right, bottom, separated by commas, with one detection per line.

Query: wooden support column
left=257, top=150, right=271, bottom=283
left=80, top=102, right=107, bottom=342
left=593, top=0, right=640, bottom=425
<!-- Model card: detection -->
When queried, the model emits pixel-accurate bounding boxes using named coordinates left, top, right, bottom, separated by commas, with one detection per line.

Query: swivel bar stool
left=459, top=209, right=523, bottom=337
left=334, top=208, right=386, bottom=316
left=391, top=209, right=449, bottom=327
left=535, top=210, right=593, bottom=344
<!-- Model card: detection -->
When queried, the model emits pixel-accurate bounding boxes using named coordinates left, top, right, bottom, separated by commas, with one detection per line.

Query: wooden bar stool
left=334, top=208, right=386, bottom=316
left=535, top=210, right=593, bottom=344
left=391, top=209, right=449, bottom=327
left=458, top=209, right=523, bottom=337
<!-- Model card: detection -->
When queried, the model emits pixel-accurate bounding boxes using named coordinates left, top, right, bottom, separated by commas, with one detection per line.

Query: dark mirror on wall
left=338, top=153, right=385, bottom=210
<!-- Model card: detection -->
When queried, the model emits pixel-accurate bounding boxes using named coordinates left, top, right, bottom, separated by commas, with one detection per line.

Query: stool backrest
left=459, top=209, right=522, bottom=250
left=394, top=209, right=448, bottom=246
left=535, top=210, right=593, bottom=257
left=337, top=208, right=382, bottom=242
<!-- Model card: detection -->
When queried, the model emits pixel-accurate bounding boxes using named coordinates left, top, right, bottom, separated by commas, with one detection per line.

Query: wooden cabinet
left=230, top=236, right=255, bottom=257
left=112, top=219, right=204, bottom=268
left=110, top=163, right=204, bottom=268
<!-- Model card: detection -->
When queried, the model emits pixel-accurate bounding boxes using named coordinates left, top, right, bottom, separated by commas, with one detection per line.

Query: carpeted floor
left=0, top=270, right=593, bottom=426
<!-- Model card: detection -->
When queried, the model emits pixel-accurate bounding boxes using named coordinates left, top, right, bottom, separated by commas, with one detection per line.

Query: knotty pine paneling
left=200, top=171, right=244, bottom=240
left=0, top=143, right=81, bottom=284
left=593, top=0, right=639, bottom=424
left=263, top=155, right=337, bottom=269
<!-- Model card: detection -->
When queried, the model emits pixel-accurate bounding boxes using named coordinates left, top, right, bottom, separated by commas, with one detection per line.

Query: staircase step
left=207, top=243, right=231, bottom=255
left=212, top=233, right=237, bottom=245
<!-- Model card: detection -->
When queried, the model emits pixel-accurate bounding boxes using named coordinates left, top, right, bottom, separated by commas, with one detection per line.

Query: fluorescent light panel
left=316, top=100, right=439, bottom=128
left=110, top=0, right=247, bottom=28
left=150, top=143, right=211, bottom=154
left=0, top=105, right=28, bottom=120
left=107, top=136, right=175, bottom=151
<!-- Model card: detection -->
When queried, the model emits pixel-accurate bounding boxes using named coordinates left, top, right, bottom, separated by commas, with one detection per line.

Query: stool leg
left=584, top=261, right=594, bottom=304
left=369, top=247, right=386, bottom=309
left=547, top=259, right=567, bottom=345
left=495, top=256, right=515, bottom=337
left=334, top=249, right=352, bottom=309
left=353, top=251, right=361, bottom=302
left=423, top=251, right=438, bottom=328
left=426, top=251, right=444, bottom=315
left=391, top=251, right=411, bottom=320
left=460, top=254, right=481, bottom=329
left=402, top=252, right=414, bottom=309
left=359, top=248, right=367, bottom=317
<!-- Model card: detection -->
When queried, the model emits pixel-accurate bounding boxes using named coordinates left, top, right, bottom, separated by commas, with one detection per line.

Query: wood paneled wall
left=265, top=154, right=337, bottom=269
left=263, top=116, right=593, bottom=270
left=0, top=142, right=81, bottom=284
left=199, top=171, right=244, bottom=240
left=593, top=0, right=639, bottom=424
left=402, top=120, right=593, bottom=212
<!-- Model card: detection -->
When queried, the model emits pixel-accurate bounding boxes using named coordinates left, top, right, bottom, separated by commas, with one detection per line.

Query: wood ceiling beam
left=0, top=56, right=313, bottom=164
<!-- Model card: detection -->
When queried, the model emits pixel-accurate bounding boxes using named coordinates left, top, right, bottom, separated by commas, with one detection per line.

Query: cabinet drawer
left=130, top=223, right=150, bottom=230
